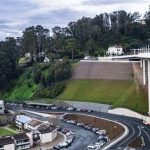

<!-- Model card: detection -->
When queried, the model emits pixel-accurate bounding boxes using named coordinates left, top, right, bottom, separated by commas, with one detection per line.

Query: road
left=5, top=103, right=150, bottom=150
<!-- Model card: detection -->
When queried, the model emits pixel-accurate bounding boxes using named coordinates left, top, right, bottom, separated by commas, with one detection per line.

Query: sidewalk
left=108, top=108, right=150, bottom=124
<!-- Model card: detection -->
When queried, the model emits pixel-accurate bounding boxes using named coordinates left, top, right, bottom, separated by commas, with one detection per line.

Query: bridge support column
left=140, top=59, right=143, bottom=68
left=143, top=60, right=146, bottom=85
left=148, top=60, right=150, bottom=114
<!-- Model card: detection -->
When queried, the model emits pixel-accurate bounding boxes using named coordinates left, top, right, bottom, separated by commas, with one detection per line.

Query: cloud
left=0, top=0, right=149, bottom=40
left=29, top=8, right=85, bottom=28
left=83, top=0, right=148, bottom=5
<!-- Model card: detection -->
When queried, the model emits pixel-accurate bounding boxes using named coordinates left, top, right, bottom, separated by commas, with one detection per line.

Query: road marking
left=141, top=128, right=150, bottom=143
left=118, top=122, right=135, bottom=146
left=137, top=126, right=141, bottom=137
left=141, top=136, right=145, bottom=147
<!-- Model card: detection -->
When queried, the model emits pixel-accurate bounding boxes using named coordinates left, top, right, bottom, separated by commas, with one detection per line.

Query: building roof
left=13, top=133, right=29, bottom=141
left=0, top=136, right=14, bottom=146
left=16, top=115, right=32, bottom=124
left=38, top=125, right=56, bottom=134
left=28, top=119, right=43, bottom=127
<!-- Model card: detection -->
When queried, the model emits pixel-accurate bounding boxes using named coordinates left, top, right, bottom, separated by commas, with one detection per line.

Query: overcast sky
left=0, top=0, right=149, bottom=40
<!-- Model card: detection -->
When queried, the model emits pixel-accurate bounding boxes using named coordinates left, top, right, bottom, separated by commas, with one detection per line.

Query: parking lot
left=56, top=120, right=98, bottom=150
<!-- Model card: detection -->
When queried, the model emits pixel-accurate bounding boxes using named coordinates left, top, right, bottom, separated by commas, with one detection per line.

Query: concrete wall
left=4, top=143, right=15, bottom=150
left=41, top=132, right=52, bottom=143
left=26, top=132, right=33, bottom=146
left=40, top=129, right=57, bottom=144
left=66, top=101, right=111, bottom=112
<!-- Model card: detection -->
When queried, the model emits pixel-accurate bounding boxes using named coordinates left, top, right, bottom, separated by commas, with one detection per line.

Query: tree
left=0, top=37, right=18, bottom=90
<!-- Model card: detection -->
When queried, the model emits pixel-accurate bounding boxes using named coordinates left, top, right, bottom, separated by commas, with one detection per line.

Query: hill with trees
left=0, top=8, right=150, bottom=109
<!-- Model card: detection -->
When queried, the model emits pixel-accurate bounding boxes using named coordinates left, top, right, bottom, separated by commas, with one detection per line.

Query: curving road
left=5, top=103, right=150, bottom=150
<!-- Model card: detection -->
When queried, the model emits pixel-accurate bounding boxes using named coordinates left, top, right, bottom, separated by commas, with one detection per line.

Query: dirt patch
left=128, top=137, right=143, bottom=148
left=64, top=114, right=124, bottom=140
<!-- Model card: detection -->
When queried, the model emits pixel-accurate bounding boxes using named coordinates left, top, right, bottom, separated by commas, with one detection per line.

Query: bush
left=33, top=71, right=41, bottom=84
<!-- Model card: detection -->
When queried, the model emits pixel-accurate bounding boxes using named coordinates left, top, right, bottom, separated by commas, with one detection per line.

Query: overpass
left=108, top=46, right=150, bottom=114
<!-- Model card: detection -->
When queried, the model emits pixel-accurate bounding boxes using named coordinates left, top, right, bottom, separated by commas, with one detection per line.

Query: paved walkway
left=109, top=108, right=150, bottom=124
left=3, top=126, right=17, bottom=133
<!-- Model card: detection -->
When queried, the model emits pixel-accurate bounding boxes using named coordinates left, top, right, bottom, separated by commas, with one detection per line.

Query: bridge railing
left=131, top=45, right=150, bottom=55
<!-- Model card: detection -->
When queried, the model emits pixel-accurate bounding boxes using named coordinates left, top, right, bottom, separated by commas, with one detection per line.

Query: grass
left=58, top=79, right=148, bottom=113
left=0, top=128, right=15, bottom=136
left=4, top=67, right=38, bottom=101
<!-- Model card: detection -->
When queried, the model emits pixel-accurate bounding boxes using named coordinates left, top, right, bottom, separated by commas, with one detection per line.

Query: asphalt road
left=5, top=103, right=150, bottom=150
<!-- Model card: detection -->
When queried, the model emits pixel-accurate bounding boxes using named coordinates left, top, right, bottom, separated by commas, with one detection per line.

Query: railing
left=16, top=141, right=30, bottom=146
left=131, top=45, right=150, bottom=55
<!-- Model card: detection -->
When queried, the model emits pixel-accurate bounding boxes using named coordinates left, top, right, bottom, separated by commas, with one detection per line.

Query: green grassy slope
left=58, top=79, right=148, bottom=113
left=3, top=66, right=38, bottom=101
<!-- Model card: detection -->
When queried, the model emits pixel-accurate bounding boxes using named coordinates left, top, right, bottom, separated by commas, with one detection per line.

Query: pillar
left=140, top=59, right=143, bottom=68
left=148, top=60, right=150, bottom=114
left=143, top=59, right=146, bottom=85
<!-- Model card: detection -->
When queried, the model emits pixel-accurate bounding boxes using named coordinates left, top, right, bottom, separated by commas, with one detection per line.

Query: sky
left=0, top=0, right=149, bottom=40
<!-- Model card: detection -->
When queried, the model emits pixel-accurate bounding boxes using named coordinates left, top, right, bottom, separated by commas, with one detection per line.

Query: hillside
left=1, top=61, right=71, bottom=101
left=59, top=61, right=148, bottom=113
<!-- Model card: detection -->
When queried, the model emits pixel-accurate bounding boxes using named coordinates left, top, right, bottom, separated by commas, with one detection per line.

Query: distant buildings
left=106, top=46, right=123, bottom=56
left=0, top=100, right=4, bottom=114
left=136, top=19, right=146, bottom=25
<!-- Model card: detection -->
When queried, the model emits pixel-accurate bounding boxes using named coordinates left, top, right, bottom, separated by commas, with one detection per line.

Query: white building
left=38, top=125, right=57, bottom=144
left=16, top=115, right=32, bottom=129
left=44, top=57, right=50, bottom=63
left=0, top=100, right=4, bottom=114
left=106, top=46, right=123, bottom=56
left=0, top=137, right=15, bottom=150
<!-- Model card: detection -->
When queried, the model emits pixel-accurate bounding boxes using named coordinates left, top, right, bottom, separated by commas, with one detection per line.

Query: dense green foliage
left=0, top=37, right=19, bottom=90
left=58, top=79, right=148, bottom=113
left=2, top=60, right=71, bottom=100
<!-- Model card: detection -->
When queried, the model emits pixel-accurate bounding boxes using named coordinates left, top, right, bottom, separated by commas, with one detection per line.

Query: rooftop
left=38, top=125, right=56, bottom=134
left=16, top=115, right=32, bottom=124
left=13, top=133, right=29, bottom=141
left=0, top=136, right=14, bottom=146
left=28, top=119, right=43, bottom=127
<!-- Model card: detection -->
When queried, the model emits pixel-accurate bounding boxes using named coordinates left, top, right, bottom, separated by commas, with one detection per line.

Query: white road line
left=141, top=128, right=150, bottom=143
left=118, top=122, right=135, bottom=146
left=141, top=136, right=145, bottom=147
left=137, top=126, right=141, bottom=137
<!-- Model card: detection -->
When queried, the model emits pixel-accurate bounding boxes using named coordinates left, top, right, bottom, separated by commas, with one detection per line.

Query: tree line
left=0, top=8, right=150, bottom=91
